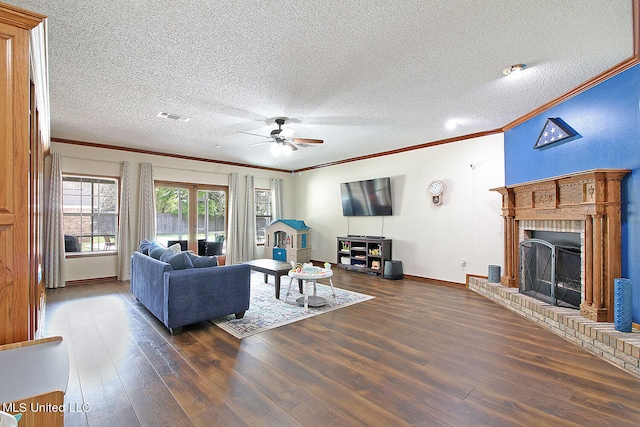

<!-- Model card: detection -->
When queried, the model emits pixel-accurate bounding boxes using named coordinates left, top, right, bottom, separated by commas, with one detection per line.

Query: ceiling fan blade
left=281, top=126, right=295, bottom=138
left=286, top=142, right=298, bottom=151
left=239, top=131, right=269, bottom=138
left=249, top=140, right=270, bottom=147
left=292, top=138, right=323, bottom=145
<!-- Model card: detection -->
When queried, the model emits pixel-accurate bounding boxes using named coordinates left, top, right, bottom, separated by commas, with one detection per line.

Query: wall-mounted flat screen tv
left=340, top=177, right=393, bottom=216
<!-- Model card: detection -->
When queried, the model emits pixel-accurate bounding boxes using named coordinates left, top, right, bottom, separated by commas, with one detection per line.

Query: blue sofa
left=130, top=251, right=250, bottom=335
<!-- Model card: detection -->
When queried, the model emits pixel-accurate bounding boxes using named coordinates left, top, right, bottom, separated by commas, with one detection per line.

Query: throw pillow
left=185, top=251, right=200, bottom=265
left=138, top=239, right=153, bottom=255
left=162, top=252, right=194, bottom=270
left=185, top=252, right=218, bottom=268
left=168, top=243, right=182, bottom=254
left=193, top=255, right=218, bottom=268
left=150, top=246, right=170, bottom=260
left=148, top=241, right=165, bottom=255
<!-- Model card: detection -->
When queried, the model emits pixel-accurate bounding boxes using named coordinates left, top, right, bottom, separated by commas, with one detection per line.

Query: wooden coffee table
left=240, top=259, right=303, bottom=298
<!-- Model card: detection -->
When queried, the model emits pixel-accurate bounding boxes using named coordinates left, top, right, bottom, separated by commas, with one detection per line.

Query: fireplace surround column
left=583, top=215, right=593, bottom=308
left=592, top=214, right=604, bottom=310
left=502, top=216, right=517, bottom=288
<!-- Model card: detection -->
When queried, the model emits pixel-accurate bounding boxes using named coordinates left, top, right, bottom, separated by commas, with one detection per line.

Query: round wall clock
left=429, top=180, right=444, bottom=206
left=429, top=180, right=443, bottom=196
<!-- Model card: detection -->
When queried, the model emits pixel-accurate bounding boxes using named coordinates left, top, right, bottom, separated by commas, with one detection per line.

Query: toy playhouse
left=264, top=219, right=311, bottom=264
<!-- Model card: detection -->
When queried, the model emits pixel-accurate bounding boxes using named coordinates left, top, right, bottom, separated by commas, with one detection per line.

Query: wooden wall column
left=0, top=3, right=46, bottom=344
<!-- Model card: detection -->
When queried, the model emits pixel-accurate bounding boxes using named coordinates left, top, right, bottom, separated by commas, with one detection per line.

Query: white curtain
left=44, top=153, right=65, bottom=288
left=117, top=161, right=131, bottom=280
left=137, top=163, right=156, bottom=243
left=29, top=19, right=50, bottom=148
left=271, top=178, right=284, bottom=220
left=241, top=175, right=256, bottom=261
left=226, top=173, right=242, bottom=265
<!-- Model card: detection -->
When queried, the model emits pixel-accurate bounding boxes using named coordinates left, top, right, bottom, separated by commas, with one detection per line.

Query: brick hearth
left=468, top=276, right=640, bottom=379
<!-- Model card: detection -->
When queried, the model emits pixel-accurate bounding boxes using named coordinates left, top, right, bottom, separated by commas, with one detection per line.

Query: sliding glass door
left=155, top=186, right=189, bottom=248
left=197, top=189, right=226, bottom=255
left=155, top=183, right=227, bottom=254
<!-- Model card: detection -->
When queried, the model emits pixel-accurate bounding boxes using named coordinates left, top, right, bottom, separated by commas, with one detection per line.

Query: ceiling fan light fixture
left=503, top=63, right=527, bottom=76
left=244, top=116, right=322, bottom=153
left=270, top=142, right=293, bottom=156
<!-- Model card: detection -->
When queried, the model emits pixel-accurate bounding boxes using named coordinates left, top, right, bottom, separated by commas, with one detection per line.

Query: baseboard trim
left=311, top=259, right=466, bottom=287
left=404, top=274, right=465, bottom=288
left=64, top=276, right=118, bottom=286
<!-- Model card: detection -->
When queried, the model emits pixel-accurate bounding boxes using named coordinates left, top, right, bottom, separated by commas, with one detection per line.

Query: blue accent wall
left=505, top=64, right=640, bottom=323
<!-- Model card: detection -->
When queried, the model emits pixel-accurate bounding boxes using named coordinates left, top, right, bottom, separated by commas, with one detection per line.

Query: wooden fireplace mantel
left=491, top=169, right=630, bottom=322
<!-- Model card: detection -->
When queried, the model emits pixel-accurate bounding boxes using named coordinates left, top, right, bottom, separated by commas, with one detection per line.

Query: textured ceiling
left=9, top=0, right=635, bottom=171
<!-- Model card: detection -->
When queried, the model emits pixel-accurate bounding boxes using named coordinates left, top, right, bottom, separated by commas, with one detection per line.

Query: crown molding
left=50, top=138, right=293, bottom=174
left=0, top=2, right=46, bottom=30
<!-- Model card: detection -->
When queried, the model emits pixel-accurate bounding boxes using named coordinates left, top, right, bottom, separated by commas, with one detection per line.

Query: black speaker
left=384, top=260, right=403, bottom=280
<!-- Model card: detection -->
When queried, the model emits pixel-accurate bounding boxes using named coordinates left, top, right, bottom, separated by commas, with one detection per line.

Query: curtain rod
left=60, top=156, right=227, bottom=177
left=61, top=155, right=122, bottom=165
left=154, top=164, right=229, bottom=177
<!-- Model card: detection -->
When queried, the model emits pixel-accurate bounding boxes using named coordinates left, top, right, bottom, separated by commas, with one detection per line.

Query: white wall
left=52, top=132, right=505, bottom=284
left=292, top=133, right=505, bottom=284
left=51, top=142, right=295, bottom=282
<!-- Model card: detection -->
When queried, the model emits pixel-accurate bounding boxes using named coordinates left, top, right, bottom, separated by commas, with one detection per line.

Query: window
left=62, top=175, right=118, bottom=253
left=155, top=183, right=227, bottom=254
left=255, top=188, right=272, bottom=245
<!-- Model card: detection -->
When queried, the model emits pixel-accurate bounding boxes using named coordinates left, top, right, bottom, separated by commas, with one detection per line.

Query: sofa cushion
left=161, top=251, right=194, bottom=270
left=186, top=252, right=218, bottom=268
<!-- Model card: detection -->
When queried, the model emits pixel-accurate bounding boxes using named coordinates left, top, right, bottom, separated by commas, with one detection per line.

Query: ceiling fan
left=241, top=118, right=323, bottom=152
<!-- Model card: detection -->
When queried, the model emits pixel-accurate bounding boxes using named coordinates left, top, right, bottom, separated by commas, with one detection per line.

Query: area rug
left=211, top=273, right=374, bottom=338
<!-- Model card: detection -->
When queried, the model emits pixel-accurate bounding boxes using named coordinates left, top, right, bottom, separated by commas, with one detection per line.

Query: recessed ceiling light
left=445, top=119, right=459, bottom=130
left=157, top=112, right=190, bottom=122
left=502, top=63, right=527, bottom=76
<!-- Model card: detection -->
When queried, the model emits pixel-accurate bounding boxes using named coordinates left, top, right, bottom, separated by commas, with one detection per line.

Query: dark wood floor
left=44, top=269, right=640, bottom=427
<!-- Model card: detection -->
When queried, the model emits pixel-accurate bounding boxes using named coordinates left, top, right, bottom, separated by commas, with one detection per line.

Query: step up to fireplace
left=468, top=276, right=640, bottom=379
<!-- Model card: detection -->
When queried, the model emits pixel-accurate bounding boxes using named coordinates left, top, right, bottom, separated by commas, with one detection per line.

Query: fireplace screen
left=519, top=238, right=581, bottom=309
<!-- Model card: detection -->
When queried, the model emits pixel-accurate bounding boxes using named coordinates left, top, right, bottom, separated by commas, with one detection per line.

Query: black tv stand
left=337, top=236, right=392, bottom=276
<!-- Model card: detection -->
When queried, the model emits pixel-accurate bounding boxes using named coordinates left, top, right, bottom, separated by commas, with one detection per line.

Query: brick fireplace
left=492, top=169, right=629, bottom=323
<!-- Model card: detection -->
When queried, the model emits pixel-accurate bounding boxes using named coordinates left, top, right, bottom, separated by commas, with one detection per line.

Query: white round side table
left=285, top=268, right=338, bottom=309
